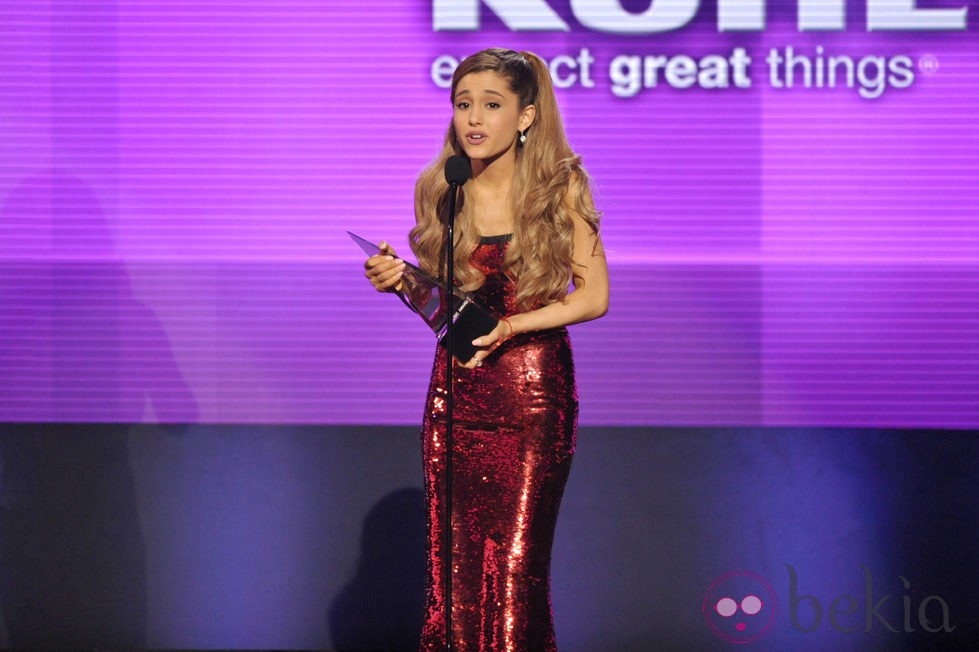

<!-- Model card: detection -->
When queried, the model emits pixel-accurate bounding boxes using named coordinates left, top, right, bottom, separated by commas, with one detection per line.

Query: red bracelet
left=500, top=316, right=514, bottom=341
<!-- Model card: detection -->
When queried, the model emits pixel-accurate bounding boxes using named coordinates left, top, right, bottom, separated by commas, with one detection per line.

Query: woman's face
left=452, top=70, right=535, bottom=166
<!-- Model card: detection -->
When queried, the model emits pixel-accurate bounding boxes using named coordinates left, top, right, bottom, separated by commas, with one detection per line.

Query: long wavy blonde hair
left=409, top=48, right=600, bottom=312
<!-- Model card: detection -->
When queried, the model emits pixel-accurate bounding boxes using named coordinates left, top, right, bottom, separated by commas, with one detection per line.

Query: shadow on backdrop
left=329, top=487, right=426, bottom=651
left=0, top=169, right=197, bottom=647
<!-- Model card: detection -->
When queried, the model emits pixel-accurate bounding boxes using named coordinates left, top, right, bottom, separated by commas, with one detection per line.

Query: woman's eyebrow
left=454, top=88, right=505, bottom=99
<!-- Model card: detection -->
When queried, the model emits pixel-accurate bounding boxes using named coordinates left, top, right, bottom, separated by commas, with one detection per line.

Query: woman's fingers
left=374, top=271, right=404, bottom=291
left=366, top=257, right=404, bottom=280
left=364, top=254, right=405, bottom=291
left=460, top=353, right=485, bottom=369
left=363, top=253, right=398, bottom=271
left=361, top=240, right=405, bottom=292
left=459, top=320, right=513, bottom=368
left=471, top=333, right=496, bottom=348
left=378, top=240, right=398, bottom=257
left=471, top=320, right=507, bottom=348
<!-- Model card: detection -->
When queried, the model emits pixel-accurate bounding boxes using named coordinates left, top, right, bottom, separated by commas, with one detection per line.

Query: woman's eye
left=487, top=102, right=500, bottom=109
left=455, top=102, right=470, bottom=109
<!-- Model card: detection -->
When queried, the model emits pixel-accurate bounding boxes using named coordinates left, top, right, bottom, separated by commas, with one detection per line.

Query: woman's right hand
left=364, top=240, right=405, bottom=293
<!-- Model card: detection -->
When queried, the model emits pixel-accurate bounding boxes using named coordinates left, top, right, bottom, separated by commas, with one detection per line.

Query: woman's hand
left=364, top=241, right=405, bottom=293
left=459, top=317, right=514, bottom=369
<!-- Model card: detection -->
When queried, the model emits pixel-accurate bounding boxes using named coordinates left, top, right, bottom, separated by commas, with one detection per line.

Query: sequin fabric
left=420, top=234, right=578, bottom=651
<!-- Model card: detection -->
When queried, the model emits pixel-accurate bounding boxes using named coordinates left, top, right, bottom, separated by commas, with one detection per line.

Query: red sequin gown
left=419, top=234, right=577, bottom=651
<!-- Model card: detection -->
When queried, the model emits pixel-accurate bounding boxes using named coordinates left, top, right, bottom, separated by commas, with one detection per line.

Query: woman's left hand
left=460, top=318, right=514, bottom=369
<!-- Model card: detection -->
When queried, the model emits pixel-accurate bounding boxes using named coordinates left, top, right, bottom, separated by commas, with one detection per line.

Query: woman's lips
left=465, top=132, right=487, bottom=145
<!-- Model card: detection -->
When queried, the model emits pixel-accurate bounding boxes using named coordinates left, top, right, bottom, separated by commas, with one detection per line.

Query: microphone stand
left=443, top=175, right=460, bottom=651
left=442, top=183, right=459, bottom=652
left=441, top=154, right=469, bottom=650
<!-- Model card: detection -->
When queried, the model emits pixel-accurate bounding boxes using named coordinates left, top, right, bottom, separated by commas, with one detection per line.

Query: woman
left=365, top=48, right=608, bottom=650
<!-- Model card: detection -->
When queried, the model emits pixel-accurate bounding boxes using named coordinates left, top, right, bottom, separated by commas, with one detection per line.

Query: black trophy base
left=439, top=299, right=499, bottom=363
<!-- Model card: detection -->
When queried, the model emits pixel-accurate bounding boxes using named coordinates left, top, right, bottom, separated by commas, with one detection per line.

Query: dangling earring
left=519, top=129, right=528, bottom=144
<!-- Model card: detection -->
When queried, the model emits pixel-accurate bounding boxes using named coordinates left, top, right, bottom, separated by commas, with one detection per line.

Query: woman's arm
left=509, top=212, right=609, bottom=332
left=464, top=210, right=609, bottom=368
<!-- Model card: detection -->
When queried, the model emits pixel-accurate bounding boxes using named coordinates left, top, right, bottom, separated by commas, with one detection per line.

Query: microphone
left=444, top=155, right=471, bottom=187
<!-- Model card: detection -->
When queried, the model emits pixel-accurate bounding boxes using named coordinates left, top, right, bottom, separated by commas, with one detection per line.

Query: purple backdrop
left=1, top=2, right=976, bottom=427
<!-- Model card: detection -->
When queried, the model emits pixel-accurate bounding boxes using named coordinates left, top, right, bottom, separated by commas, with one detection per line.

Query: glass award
left=349, top=231, right=499, bottom=362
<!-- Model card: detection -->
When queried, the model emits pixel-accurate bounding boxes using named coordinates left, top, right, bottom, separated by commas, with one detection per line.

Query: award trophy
left=349, top=231, right=498, bottom=362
